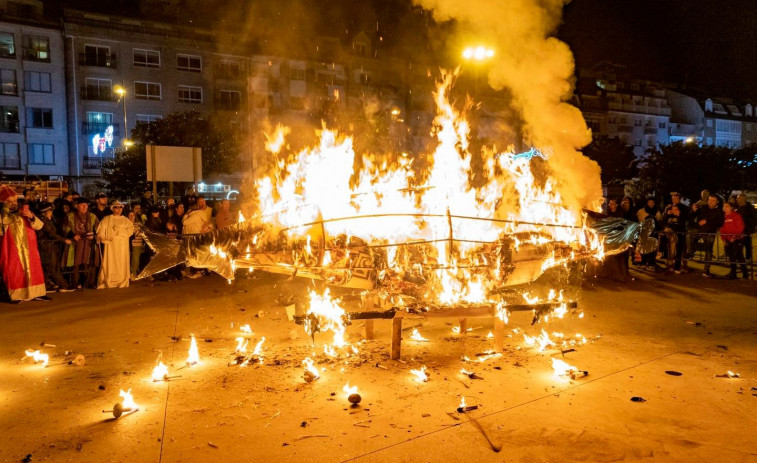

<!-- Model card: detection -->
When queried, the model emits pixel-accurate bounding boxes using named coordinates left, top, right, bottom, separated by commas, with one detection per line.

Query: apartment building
left=0, top=0, right=68, bottom=179
left=63, top=9, right=253, bottom=193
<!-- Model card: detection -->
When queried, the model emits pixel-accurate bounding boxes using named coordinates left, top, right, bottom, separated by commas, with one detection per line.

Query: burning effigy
left=136, top=72, right=639, bottom=360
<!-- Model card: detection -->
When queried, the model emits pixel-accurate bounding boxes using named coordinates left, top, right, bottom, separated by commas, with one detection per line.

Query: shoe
left=674, top=270, right=682, bottom=275
left=58, top=287, right=75, bottom=293
left=46, top=289, right=57, bottom=294
left=76, top=284, right=83, bottom=290
left=703, top=272, right=712, bottom=278
left=34, top=296, right=52, bottom=301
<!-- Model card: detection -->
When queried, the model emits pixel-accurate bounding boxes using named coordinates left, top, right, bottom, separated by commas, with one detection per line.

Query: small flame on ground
left=25, top=349, right=49, bottom=367
left=252, top=337, right=265, bottom=363
left=523, top=329, right=555, bottom=351
left=240, top=324, right=252, bottom=334
left=343, top=382, right=358, bottom=396
left=458, top=396, right=467, bottom=409
left=410, top=328, right=428, bottom=342
left=151, top=361, right=169, bottom=382
left=119, top=388, right=138, bottom=410
left=410, top=365, right=428, bottom=382
left=186, top=334, right=200, bottom=365
left=302, top=357, right=320, bottom=380
left=551, top=358, right=579, bottom=379
left=235, top=337, right=248, bottom=353
left=486, top=331, right=494, bottom=338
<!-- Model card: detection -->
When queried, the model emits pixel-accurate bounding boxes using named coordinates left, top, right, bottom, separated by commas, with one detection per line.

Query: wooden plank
left=459, top=318, right=468, bottom=335
left=391, top=317, right=402, bottom=360
left=494, top=317, right=505, bottom=352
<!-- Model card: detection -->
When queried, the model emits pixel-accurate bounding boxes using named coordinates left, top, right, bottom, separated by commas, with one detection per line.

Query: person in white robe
left=96, top=200, right=134, bottom=289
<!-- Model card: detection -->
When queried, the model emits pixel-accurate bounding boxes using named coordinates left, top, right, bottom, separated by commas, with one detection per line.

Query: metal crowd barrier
left=651, top=230, right=754, bottom=279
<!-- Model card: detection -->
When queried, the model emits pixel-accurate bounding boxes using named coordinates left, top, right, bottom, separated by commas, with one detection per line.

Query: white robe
left=96, top=214, right=134, bottom=289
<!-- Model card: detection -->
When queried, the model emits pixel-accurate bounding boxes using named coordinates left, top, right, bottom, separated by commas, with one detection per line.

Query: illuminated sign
left=91, top=125, right=114, bottom=155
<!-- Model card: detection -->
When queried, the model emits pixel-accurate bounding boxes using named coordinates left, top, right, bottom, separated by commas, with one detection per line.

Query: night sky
left=558, top=0, right=757, bottom=100
left=42, top=0, right=757, bottom=100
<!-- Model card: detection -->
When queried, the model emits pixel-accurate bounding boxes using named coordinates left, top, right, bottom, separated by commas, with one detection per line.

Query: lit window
left=22, top=35, right=49, bottom=61
left=28, top=143, right=54, bottom=165
left=1, top=69, right=16, bottom=95
left=0, top=32, right=15, bottom=58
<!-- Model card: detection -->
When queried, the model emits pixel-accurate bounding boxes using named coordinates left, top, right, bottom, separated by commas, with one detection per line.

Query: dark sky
left=44, top=0, right=757, bottom=99
left=558, top=0, right=757, bottom=100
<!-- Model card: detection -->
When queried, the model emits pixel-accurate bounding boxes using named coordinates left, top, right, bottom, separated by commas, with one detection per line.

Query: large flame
left=254, top=73, right=603, bottom=306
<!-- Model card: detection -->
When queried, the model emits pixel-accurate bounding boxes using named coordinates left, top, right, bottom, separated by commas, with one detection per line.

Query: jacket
left=720, top=211, right=745, bottom=242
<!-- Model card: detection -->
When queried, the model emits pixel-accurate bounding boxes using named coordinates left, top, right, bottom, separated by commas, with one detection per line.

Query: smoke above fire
left=414, top=0, right=602, bottom=211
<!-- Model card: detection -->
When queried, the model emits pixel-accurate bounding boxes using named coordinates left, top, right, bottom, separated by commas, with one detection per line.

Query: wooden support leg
left=459, top=318, right=468, bottom=335
left=391, top=317, right=402, bottom=360
left=494, top=317, right=505, bottom=352
left=364, top=320, right=374, bottom=340
left=362, top=294, right=375, bottom=340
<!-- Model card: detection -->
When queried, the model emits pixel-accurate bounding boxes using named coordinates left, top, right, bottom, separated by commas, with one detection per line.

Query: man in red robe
left=0, top=185, right=47, bottom=302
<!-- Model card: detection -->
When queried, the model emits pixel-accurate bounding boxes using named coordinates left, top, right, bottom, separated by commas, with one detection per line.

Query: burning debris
left=186, top=334, right=200, bottom=366
left=551, top=358, right=588, bottom=380
left=302, top=357, right=320, bottom=383
left=103, top=389, right=139, bottom=419
left=457, top=396, right=478, bottom=413
left=344, top=383, right=361, bottom=405
left=409, top=328, right=428, bottom=342
left=24, top=349, right=49, bottom=367
left=410, top=365, right=429, bottom=382
left=229, top=337, right=266, bottom=367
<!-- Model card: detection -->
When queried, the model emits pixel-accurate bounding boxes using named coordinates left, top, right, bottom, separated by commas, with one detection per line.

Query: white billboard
left=146, top=145, right=202, bottom=183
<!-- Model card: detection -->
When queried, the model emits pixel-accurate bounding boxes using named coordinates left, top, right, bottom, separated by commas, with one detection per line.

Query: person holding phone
left=0, top=185, right=48, bottom=302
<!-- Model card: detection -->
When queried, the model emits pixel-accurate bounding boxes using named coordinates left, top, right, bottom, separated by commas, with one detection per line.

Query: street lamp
left=113, top=84, right=130, bottom=148
left=461, top=46, right=495, bottom=99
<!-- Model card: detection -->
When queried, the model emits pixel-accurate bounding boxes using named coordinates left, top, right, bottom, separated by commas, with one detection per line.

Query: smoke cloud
left=414, top=0, right=602, bottom=211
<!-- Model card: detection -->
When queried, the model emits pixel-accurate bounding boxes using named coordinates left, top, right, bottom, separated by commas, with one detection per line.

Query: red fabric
left=720, top=211, right=745, bottom=242
left=1, top=216, right=45, bottom=296
left=0, top=185, right=16, bottom=203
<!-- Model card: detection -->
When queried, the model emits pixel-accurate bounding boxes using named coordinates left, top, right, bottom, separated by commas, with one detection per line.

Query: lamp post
left=113, top=84, right=130, bottom=148
left=461, top=46, right=495, bottom=99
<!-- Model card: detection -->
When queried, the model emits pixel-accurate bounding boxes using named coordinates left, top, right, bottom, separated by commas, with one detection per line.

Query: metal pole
left=121, top=80, right=127, bottom=141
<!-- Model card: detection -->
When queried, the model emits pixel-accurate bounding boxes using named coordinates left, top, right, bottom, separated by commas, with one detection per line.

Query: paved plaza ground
left=1, top=266, right=755, bottom=463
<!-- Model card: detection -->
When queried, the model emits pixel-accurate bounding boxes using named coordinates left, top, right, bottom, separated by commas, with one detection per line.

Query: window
left=290, top=96, right=304, bottom=110
left=178, top=85, right=202, bottom=103
left=28, top=108, right=53, bottom=128
left=706, top=137, right=713, bottom=145
left=135, top=114, right=162, bottom=124
left=217, top=90, right=240, bottom=109
left=217, top=60, right=241, bottom=79
left=84, top=111, right=114, bottom=134
left=24, top=71, right=51, bottom=92
left=83, top=77, right=112, bottom=100
left=0, top=106, right=19, bottom=132
left=658, top=122, right=666, bottom=129
left=0, top=32, right=14, bottom=58
left=0, top=142, right=20, bottom=169
left=1, top=69, right=16, bottom=95
left=133, top=49, right=160, bottom=68
left=358, top=73, right=370, bottom=85
left=177, top=54, right=201, bottom=72
left=290, top=68, right=305, bottom=81
left=83, top=45, right=114, bottom=67
left=706, top=119, right=713, bottom=128
left=134, top=81, right=161, bottom=100
left=22, top=35, right=49, bottom=62
left=634, top=118, right=642, bottom=127
left=28, top=143, right=54, bottom=165
left=608, top=116, right=616, bottom=124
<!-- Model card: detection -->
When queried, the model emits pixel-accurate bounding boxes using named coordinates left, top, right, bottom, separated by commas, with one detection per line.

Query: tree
left=580, top=136, right=637, bottom=185
left=101, top=111, right=241, bottom=198
left=631, top=141, right=747, bottom=202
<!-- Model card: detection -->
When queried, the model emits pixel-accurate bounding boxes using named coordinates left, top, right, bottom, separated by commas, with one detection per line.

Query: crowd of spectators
left=603, top=190, right=755, bottom=279
left=2, top=188, right=238, bottom=299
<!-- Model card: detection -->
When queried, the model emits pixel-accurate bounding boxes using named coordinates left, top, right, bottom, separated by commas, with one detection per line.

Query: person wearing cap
left=96, top=200, right=134, bottom=289
left=0, top=184, right=48, bottom=302
left=91, top=192, right=112, bottom=221
left=62, top=197, right=99, bottom=289
left=35, top=202, right=74, bottom=292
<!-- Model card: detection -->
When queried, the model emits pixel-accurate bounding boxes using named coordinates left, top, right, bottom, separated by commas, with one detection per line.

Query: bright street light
left=113, top=84, right=128, bottom=150
left=462, top=46, right=495, bottom=61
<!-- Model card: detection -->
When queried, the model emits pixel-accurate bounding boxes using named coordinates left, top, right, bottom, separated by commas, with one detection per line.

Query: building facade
left=0, top=1, right=69, bottom=180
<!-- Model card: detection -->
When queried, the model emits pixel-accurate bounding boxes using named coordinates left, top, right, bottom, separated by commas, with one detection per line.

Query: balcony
left=81, top=122, right=120, bottom=135
left=78, top=52, right=117, bottom=69
left=83, top=156, right=114, bottom=170
left=80, top=86, right=117, bottom=102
